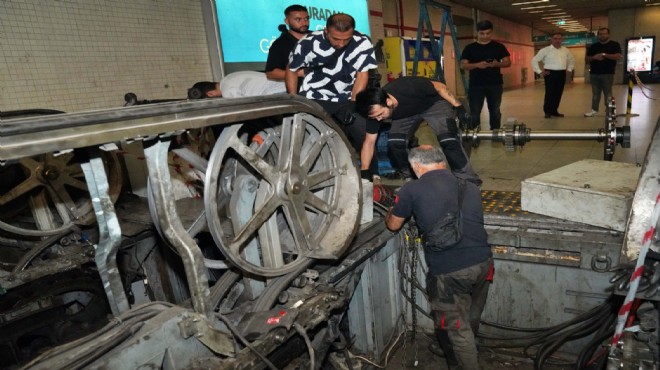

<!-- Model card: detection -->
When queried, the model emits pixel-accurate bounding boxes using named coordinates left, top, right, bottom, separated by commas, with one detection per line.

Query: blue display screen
left=216, top=0, right=370, bottom=63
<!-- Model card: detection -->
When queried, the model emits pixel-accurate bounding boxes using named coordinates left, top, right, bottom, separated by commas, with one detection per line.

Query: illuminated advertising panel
left=216, top=0, right=370, bottom=63
left=625, top=36, right=655, bottom=72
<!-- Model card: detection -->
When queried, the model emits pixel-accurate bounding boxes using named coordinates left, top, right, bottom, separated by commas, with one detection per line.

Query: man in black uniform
left=265, top=5, right=309, bottom=83
left=584, top=28, right=622, bottom=117
left=385, top=145, right=493, bottom=370
left=355, top=76, right=480, bottom=185
left=460, top=20, right=511, bottom=130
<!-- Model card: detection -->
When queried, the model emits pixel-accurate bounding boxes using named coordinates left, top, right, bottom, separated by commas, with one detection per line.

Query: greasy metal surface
left=623, top=117, right=660, bottom=261
left=481, top=190, right=528, bottom=217
left=81, top=154, right=129, bottom=316
left=482, top=190, right=624, bottom=269
left=144, top=140, right=212, bottom=318
left=204, top=113, right=361, bottom=277
left=0, top=151, right=122, bottom=236
left=0, top=95, right=334, bottom=161
left=178, top=312, right=235, bottom=356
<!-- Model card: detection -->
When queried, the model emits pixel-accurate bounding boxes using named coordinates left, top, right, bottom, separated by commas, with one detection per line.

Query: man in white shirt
left=531, top=33, right=575, bottom=118
left=187, top=71, right=286, bottom=99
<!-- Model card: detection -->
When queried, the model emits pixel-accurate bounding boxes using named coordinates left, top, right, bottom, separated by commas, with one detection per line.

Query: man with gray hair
left=385, top=145, right=493, bottom=370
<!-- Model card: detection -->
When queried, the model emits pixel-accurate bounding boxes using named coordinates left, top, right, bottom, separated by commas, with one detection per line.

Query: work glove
left=455, top=105, right=472, bottom=130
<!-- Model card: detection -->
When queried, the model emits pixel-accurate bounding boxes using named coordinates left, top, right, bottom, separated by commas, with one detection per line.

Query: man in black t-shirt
left=385, top=145, right=493, bottom=370
left=355, top=76, right=480, bottom=185
left=584, top=28, right=621, bottom=117
left=265, top=5, right=309, bottom=84
left=460, top=20, right=511, bottom=130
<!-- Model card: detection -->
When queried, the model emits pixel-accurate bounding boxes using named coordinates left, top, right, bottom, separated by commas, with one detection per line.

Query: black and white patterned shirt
left=288, top=30, right=377, bottom=102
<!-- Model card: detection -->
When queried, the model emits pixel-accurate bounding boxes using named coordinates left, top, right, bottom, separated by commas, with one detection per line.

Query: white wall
left=0, top=0, right=213, bottom=113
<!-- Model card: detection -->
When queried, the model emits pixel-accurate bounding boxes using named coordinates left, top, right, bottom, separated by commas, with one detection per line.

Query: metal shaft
left=474, top=130, right=605, bottom=141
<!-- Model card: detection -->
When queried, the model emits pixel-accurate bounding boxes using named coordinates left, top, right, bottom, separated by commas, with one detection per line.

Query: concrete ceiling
left=447, top=0, right=660, bottom=34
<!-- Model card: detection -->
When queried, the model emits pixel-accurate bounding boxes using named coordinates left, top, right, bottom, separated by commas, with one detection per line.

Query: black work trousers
left=543, top=70, right=567, bottom=115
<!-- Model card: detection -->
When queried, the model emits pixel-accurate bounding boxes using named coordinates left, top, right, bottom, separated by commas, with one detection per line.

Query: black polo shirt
left=392, top=169, right=491, bottom=275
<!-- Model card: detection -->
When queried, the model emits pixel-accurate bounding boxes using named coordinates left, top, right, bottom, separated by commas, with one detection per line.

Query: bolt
left=42, top=166, right=60, bottom=180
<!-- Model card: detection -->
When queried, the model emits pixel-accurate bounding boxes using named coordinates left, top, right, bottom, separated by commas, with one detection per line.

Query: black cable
left=294, top=323, right=315, bottom=370
left=532, top=299, right=617, bottom=369
left=216, top=313, right=278, bottom=370
left=575, top=318, right=614, bottom=370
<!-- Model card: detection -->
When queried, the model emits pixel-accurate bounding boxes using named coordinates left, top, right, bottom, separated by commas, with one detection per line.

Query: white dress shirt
left=531, top=45, right=576, bottom=74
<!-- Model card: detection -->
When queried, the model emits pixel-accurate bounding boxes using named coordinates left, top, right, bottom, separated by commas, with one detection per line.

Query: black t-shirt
left=587, top=41, right=622, bottom=75
left=392, top=169, right=492, bottom=275
left=387, top=76, right=442, bottom=119
left=366, top=76, right=442, bottom=134
left=461, top=41, right=510, bottom=86
left=265, top=31, right=299, bottom=72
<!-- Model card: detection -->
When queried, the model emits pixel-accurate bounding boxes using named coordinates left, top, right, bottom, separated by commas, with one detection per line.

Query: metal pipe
left=523, top=131, right=604, bottom=140
left=472, top=130, right=603, bottom=141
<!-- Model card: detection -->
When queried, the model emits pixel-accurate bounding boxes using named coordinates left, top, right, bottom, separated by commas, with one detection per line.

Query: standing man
left=531, top=33, right=575, bottom=118
left=286, top=13, right=378, bottom=174
left=355, top=76, right=480, bottom=185
left=385, top=145, right=493, bottom=370
left=460, top=20, right=511, bottom=130
left=265, top=5, right=309, bottom=82
left=584, top=28, right=622, bottom=117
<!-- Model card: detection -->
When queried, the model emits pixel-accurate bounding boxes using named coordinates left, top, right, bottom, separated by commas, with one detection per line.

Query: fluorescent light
left=520, top=4, right=557, bottom=9
left=528, top=10, right=547, bottom=13
left=542, top=16, right=566, bottom=19
left=512, top=0, right=548, bottom=5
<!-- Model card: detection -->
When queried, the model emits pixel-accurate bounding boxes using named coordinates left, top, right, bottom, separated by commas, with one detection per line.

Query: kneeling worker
left=355, top=76, right=479, bottom=185
left=385, top=145, right=493, bottom=370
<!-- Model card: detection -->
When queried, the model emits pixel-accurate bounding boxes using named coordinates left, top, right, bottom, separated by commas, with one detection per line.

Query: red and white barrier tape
left=609, top=191, right=660, bottom=354
left=631, top=70, right=659, bottom=101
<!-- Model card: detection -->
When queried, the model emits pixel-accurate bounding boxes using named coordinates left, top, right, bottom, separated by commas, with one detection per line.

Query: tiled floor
left=412, top=77, right=659, bottom=192
left=468, top=77, right=659, bottom=192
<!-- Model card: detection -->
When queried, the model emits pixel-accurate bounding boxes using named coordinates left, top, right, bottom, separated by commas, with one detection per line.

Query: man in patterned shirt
left=286, top=13, right=378, bottom=174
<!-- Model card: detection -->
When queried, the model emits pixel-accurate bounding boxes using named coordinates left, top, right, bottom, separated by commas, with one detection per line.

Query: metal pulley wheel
left=204, top=113, right=361, bottom=277
left=0, top=151, right=122, bottom=237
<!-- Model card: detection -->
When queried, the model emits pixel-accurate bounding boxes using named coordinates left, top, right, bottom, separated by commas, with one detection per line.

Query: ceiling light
left=520, top=5, right=557, bottom=9
left=528, top=10, right=547, bottom=13
left=512, top=0, right=549, bottom=5
left=542, top=16, right=566, bottom=19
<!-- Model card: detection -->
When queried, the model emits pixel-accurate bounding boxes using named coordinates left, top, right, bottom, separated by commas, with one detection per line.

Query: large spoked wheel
left=204, top=113, right=361, bottom=277
left=0, top=152, right=122, bottom=237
